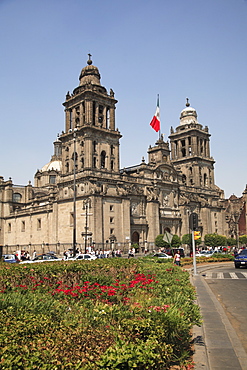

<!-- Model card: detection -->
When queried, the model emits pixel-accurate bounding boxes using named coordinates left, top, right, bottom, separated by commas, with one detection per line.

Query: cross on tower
left=87, top=53, right=92, bottom=65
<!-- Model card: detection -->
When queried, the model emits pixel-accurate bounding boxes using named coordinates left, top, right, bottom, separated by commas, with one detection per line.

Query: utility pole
left=189, top=212, right=199, bottom=276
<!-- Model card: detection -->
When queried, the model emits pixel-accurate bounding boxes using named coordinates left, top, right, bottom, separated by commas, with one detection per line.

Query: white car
left=66, top=254, right=97, bottom=261
left=20, top=254, right=62, bottom=263
left=152, top=252, right=172, bottom=259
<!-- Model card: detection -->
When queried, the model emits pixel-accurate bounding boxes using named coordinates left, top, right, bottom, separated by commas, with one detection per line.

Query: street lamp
left=69, top=128, right=78, bottom=257
left=234, top=212, right=240, bottom=249
left=82, top=199, right=92, bottom=253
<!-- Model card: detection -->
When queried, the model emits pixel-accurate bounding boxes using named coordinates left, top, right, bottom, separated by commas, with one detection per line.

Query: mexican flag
left=150, top=95, right=160, bottom=132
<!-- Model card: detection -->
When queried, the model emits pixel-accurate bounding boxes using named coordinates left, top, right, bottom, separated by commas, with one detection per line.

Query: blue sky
left=0, top=0, right=246, bottom=198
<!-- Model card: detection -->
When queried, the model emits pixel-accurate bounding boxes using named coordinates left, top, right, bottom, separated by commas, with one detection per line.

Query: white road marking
left=204, top=272, right=247, bottom=279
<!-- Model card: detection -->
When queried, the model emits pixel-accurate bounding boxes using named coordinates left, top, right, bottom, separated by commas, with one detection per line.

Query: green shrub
left=0, top=259, right=200, bottom=369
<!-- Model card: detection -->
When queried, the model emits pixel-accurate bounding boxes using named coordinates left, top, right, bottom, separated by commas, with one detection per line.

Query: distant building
left=0, top=57, right=245, bottom=253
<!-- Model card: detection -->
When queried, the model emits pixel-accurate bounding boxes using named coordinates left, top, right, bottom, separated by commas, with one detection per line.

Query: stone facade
left=0, top=57, right=245, bottom=253
left=168, top=99, right=226, bottom=238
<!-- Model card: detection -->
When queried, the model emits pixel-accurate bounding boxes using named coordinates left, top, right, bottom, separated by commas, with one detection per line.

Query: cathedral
left=0, top=56, right=245, bottom=254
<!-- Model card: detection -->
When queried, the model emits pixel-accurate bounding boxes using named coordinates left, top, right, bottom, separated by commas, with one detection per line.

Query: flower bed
left=181, top=253, right=234, bottom=266
left=0, top=258, right=201, bottom=369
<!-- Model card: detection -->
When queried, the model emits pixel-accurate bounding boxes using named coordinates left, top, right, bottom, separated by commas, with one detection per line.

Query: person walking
left=173, top=250, right=181, bottom=266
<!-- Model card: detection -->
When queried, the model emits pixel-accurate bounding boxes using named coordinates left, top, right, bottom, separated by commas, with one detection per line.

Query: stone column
left=65, top=110, right=70, bottom=132
left=95, top=103, right=99, bottom=127
left=84, top=135, right=92, bottom=168
left=192, top=136, right=198, bottom=156
left=103, top=106, right=107, bottom=128
left=170, top=141, right=175, bottom=160
left=146, top=201, right=160, bottom=242
left=80, top=102, right=85, bottom=126
left=85, top=100, right=91, bottom=124
left=109, top=107, right=115, bottom=130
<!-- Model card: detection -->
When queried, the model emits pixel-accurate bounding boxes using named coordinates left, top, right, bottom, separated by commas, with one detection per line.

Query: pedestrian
left=173, top=250, right=181, bottom=266
left=32, top=250, right=36, bottom=260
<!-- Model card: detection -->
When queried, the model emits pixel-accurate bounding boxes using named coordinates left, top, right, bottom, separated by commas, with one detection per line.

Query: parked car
left=66, top=254, right=97, bottom=261
left=195, top=251, right=206, bottom=257
left=20, top=254, right=62, bottom=264
left=152, top=252, right=172, bottom=259
left=165, top=248, right=185, bottom=258
left=234, top=249, right=247, bottom=268
left=2, top=254, right=19, bottom=263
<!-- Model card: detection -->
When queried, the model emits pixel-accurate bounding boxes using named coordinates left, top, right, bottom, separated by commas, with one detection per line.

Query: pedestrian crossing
left=203, top=271, right=247, bottom=280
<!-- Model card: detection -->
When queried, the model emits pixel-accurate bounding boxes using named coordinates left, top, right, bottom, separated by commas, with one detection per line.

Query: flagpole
left=150, top=94, right=161, bottom=133
left=157, top=94, right=161, bottom=140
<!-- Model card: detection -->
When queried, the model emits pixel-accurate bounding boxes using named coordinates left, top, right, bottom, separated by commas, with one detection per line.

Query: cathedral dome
left=41, top=160, right=62, bottom=173
left=180, top=98, right=198, bottom=125
left=79, top=55, right=101, bottom=86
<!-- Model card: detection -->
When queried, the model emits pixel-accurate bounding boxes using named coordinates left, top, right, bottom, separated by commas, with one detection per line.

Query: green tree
left=182, top=234, right=192, bottom=247
left=204, top=233, right=226, bottom=247
left=182, top=233, right=201, bottom=247
left=155, top=234, right=167, bottom=249
left=239, top=235, right=247, bottom=246
left=226, top=238, right=236, bottom=247
left=155, top=234, right=181, bottom=249
left=171, top=234, right=182, bottom=248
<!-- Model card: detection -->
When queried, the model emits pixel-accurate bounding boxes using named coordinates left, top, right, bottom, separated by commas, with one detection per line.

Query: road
left=198, top=262, right=247, bottom=354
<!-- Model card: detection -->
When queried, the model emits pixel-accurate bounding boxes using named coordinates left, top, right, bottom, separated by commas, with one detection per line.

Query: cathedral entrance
left=132, top=231, right=139, bottom=244
left=163, top=227, right=171, bottom=234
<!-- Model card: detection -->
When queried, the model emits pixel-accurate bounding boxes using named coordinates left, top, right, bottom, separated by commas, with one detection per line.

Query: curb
left=190, top=262, right=247, bottom=370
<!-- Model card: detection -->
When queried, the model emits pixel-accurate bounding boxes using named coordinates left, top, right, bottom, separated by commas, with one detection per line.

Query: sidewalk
left=191, top=265, right=247, bottom=370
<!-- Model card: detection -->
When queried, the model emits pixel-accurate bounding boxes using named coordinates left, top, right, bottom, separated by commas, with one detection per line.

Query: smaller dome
left=41, top=160, right=62, bottom=173
left=79, top=55, right=101, bottom=86
left=180, top=98, right=198, bottom=125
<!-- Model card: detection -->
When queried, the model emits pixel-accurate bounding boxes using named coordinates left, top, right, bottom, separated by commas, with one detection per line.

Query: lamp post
left=84, top=199, right=89, bottom=254
left=234, top=212, right=240, bottom=249
left=70, top=128, right=78, bottom=257
left=82, top=199, right=92, bottom=254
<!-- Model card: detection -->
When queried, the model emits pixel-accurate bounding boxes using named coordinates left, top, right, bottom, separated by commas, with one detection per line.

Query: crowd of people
left=14, top=250, right=37, bottom=262
left=62, top=247, right=123, bottom=259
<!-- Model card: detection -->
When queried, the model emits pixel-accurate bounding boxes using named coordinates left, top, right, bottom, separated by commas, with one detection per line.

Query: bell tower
left=60, top=55, right=121, bottom=175
left=169, top=99, right=215, bottom=189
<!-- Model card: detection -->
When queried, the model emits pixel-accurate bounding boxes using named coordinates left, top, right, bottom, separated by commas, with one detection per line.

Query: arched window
left=69, top=110, right=72, bottom=129
left=82, top=101, right=85, bottom=124
left=182, top=174, right=187, bottom=184
left=49, top=175, right=56, bottom=184
left=72, top=152, right=78, bottom=170
left=101, top=151, right=106, bottom=168
left=93, top=157, right=97, bottom=168
left=106, top=108, right=110, bottom=129
left=93, top=102, right=96, bottom=125
left=13, top=193, right=22, bottom=203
